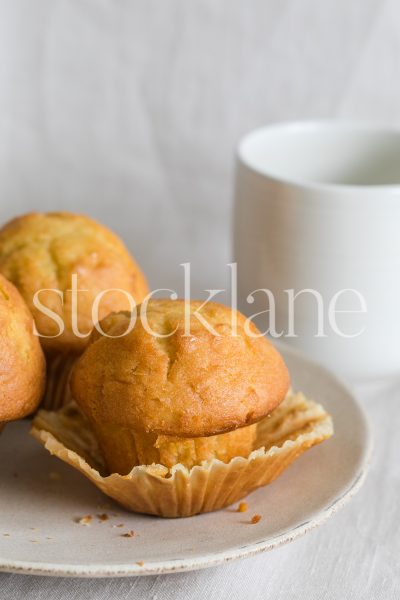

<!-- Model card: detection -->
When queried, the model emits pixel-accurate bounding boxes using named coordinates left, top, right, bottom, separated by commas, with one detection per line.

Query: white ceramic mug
left=234, top=121, right=400, bottom=379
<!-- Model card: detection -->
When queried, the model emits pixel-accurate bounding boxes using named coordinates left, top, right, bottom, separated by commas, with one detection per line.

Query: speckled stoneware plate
left=0, top=345, right=371, bottom=577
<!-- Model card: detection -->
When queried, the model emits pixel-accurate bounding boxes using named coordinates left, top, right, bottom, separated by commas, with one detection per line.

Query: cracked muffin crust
left=0, top=273, right=46, bottom=424
left=70, top=299, right=290, bottom=473
left=0, top=212, right=149, bottom=354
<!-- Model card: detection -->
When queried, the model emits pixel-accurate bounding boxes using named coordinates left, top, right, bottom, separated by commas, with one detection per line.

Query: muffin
left=70, top=300, right=290, bottom=474
left=0, top=274, right=46, bottom=430
left=0, top=212, right=149, bottom=408
left=32, top=299, right=333, bottom=517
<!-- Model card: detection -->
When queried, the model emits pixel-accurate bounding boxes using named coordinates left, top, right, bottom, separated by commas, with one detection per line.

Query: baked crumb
left=76, top=515, right=92, bottom=526
left=3, top=533, right=10, bottom=537
left=97, top=513, right=109, bottom=521
left=136, top=561, right=144, bottom=567
left=250, top=514, right=262, bottom=524
left=29, top=527, right=38, bottom=531
left=30, top=540, right=39, bottom=543
left=121, top=530, right=135, bottom=538
left=237, top=502, right=248, bottom=513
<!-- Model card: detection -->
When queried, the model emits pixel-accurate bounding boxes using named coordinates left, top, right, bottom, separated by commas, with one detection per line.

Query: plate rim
left=0, top=344, right=373, bottom=578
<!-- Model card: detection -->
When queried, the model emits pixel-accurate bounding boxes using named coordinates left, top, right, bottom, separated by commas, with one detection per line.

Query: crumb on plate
left=121, top=530, right=135, bottom=538
left=237, top=502, right=248, bottom=513
left=250, top=514, right=262, bottom=524
left=76, top=515, right=92, bottom=526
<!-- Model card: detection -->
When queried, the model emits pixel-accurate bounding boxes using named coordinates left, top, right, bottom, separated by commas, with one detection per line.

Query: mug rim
left=237, top=120, right=400, bottom=194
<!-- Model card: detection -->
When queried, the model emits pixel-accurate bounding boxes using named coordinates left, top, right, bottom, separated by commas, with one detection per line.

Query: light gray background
left=2, top=0, right=400, bottom=295
left=1, top=1, right=399, bottom=598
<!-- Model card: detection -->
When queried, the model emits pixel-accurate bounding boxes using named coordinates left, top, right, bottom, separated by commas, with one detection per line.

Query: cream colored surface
left=0, top=345, right=370, bottom=580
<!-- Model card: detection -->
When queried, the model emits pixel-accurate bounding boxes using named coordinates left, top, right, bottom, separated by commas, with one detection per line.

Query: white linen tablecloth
left=1, top=377, right=399, bottom=599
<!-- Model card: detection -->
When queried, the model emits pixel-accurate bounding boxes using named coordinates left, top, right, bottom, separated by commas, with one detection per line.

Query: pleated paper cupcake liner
left=31, top=392, right=333, bottom=518
left=41, top=354, right=78, bottom=411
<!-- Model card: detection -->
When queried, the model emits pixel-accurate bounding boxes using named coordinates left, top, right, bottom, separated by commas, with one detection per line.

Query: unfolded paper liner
left=41, top=354, right=78, bottom=411
left=31, top=392, right=333, bottom=518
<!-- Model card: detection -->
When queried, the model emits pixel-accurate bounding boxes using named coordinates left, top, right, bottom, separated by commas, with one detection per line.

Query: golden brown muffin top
left=0, top=212, right=149, bottom=355
left=0, top=274, right=46, bottom=422
left=71, top=299, right=290, bottom=437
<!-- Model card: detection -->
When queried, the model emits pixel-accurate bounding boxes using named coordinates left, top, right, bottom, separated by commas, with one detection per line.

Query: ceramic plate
left=0, top=345, right=371, bottom=577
